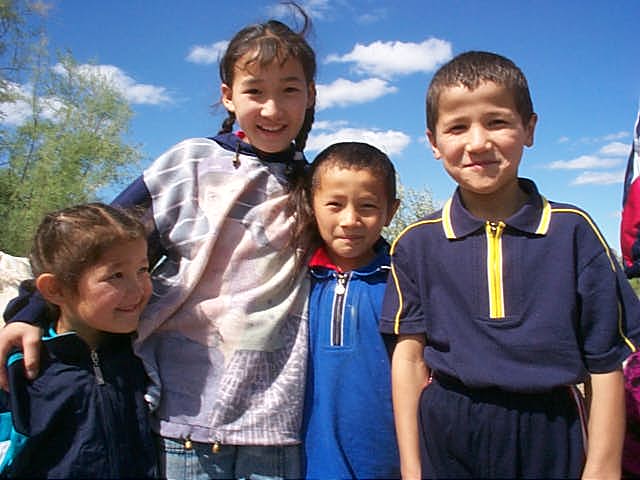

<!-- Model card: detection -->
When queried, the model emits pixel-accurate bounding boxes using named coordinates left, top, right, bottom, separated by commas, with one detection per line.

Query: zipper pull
left=90, top=350, right=105, bottom=385
left=335, top=273, right=347, bottom=295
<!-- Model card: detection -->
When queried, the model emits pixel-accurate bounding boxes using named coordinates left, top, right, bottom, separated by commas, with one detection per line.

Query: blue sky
left=11, top=0, right=640, bottom=250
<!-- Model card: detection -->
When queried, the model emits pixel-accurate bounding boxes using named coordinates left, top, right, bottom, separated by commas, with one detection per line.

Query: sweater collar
left=212, top=131, right=302, bottom=164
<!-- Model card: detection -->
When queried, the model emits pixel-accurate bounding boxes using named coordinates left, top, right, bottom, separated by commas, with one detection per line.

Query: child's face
left=221, top=53, right=315, bottom=154
left=56, top=238, right=152, bottom=347
left=427, top=81, right=536, bottom=201
left=312, top=164, right=398, bottom=272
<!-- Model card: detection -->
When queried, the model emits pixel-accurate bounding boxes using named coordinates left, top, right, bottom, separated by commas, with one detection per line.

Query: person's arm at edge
left=581, top=369, right=625, bottom=480
left=392, top=333, right=428, bottom=480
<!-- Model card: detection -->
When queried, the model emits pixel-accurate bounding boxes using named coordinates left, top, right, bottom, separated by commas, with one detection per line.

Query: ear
left=385, top=198, right=401, bottom=226
left=35, top=273, right=68, bottom=306
left=524, top=113, right=537, bottom=147
left=220, top=83, right=236, bottom=113
left=306, top=82, right=316, bottom=109
left=426, top=129, right=442, bottom=159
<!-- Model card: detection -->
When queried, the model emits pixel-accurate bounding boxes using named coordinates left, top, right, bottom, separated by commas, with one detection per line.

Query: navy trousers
left=419, top=375, right=585, bottom=479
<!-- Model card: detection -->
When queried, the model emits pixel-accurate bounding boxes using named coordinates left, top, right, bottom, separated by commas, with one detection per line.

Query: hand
left=0, top=322, right=42, bottom=390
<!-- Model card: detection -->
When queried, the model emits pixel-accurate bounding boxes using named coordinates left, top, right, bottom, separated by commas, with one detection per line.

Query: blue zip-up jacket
left=302, top=240, right=399, bottom=479
left=1, top=327, right=158, bottom=478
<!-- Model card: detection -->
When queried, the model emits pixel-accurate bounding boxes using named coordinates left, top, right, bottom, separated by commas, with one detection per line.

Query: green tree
left=0, top=51, right=141, bottom=255
left=383, top=181, right=436, bottom=243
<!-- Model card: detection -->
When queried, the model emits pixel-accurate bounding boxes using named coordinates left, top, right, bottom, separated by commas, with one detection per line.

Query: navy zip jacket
left=2, top=327, right=158, bottom=478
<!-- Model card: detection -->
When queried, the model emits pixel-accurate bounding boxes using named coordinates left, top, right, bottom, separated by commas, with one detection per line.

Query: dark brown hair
left=30, top=202, right=147, bottom=292
left=426, top=51, right=534, bottom=134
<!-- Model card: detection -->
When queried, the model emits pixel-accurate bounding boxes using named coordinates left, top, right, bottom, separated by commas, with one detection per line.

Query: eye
left=108, top=271, right=124, bottom=280
left=284, top=86, right=301, bottom=93
left=445, top=124, right=467, bottom=134
left=488, top=118, right=508, bottom=128
left=138, top=265, right=150, bottom=275
left=243, top=88, right=261, bottom=95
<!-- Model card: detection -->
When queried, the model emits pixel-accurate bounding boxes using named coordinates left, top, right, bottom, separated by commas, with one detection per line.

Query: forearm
left=392, top=335, right=429, bottom=480
left=582, top=369, right=625, bottom=479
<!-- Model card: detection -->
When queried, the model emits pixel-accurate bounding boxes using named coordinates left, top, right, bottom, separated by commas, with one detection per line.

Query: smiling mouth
left=258, top=124, right=286, bottom=133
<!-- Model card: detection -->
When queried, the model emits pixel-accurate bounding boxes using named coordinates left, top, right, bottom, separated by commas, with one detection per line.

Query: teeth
left=259, top=125, right=283, bottom=132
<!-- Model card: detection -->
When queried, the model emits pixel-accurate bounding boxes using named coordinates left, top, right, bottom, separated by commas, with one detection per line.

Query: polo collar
left=441, top=178, right=552, bottom=239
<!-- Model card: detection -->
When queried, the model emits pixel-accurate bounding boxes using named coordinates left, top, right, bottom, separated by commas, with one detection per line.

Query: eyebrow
left=240, top=75, right=305, bottom=84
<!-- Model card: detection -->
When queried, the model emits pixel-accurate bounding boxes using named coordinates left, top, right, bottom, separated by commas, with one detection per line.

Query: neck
left=460, top=182, right=528, bottom=222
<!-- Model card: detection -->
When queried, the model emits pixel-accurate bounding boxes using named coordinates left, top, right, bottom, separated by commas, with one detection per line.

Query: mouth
left=465, top=160, right=499, bottom=168
left=116, top=304, right=142, bottom=313
left=257, top=124, right=286, bottom=134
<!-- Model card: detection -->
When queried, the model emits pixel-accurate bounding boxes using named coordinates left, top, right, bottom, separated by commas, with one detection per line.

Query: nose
left=465, top=126, right=492, bottom=153
left=260, top=97, right=281, bottom=118
left=339, top=206, right=361, bottom=227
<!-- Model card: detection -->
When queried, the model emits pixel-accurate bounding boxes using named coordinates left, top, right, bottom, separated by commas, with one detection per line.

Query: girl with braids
left=0, top=4, right=316, bottom=479
left=1, top=203, right=157, bottom=478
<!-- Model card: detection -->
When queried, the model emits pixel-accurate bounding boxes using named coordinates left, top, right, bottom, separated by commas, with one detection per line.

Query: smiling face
left=427, top=81, right=537, bottom=211
left=221, top=53, right=315, bottom=154
left=54, top=238, right=152, bottom=348
left=312, top=164, right=398, bottom=272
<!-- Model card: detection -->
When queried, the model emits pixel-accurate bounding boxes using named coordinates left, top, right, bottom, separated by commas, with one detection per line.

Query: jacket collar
left=441, top=178, right=552, bottom=239
left=309, top=238, right=390, bottom=276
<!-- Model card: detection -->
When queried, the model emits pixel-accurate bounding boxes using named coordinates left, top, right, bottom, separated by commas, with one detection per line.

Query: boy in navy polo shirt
left=380, top=50, right=640, bottom=479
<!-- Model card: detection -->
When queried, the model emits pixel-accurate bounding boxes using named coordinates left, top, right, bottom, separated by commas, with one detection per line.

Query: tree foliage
left=0, top=1, right=141, bottom=255
left=383, top=181, right=436, bottom=243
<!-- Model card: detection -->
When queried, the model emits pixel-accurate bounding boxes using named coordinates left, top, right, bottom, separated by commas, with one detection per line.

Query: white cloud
left=316, top=78, right=396, bottom=110
left=186, top=41, right=229, bottom=65
left=313, top=119, right=349, bottom=130
left=326, top=38, right=452, bottom=78
left=599, top=141, right=631, bottom=157
left=0, top=82, right=59, bottom=125
left=571, top=170, right=625, bottom=186
left=356, top=8, right=387, bottom=24
left=307, top=126, right=411, bottom=156
left=548, top=155, right=621, bottom=170
left=603, top=131, right=629, bottom=141
left=56, top=63, right=172, bottom=105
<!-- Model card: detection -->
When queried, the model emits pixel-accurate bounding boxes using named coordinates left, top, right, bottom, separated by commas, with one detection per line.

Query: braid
left=294, top=107, right=315, bottom=153
left=218, top=112, right=236, bottom=135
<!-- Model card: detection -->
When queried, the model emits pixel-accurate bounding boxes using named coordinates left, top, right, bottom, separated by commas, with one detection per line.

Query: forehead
left=314, top=165, right=387, bottom=195
left=436, top=81, right=518, bottom=118
left=233, top=52, right=307, bottom=81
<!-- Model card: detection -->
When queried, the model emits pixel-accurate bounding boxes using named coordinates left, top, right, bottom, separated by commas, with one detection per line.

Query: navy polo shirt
left=380, top=178, right=640, bottom=393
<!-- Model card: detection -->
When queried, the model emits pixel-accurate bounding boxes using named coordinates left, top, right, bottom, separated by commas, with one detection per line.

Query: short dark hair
left=310, top=142, right=397, bottom=203
left=426, top=51, right=534, bottom=134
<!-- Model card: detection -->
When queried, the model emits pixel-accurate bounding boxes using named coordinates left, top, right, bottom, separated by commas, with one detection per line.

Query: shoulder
left=547, top=200, right=607, bottom=242
left=390, top=209, right=445, bottom=251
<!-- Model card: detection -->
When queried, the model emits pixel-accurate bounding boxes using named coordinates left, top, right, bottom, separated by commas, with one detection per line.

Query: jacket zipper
left=90, top=349, right=105, bottom=385
left=90, top=348, right=118, bottom=475
left=331, top=273, right=349, bottom=346
left=486, top=221, right=506, bottom=319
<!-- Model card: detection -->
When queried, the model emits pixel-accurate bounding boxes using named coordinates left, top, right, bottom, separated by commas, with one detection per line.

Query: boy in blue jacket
left=299, top=142, right=400, bottom=479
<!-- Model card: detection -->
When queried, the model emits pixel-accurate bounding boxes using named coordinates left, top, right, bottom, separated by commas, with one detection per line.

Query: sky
left=10, top=0, right=640, bottom=251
